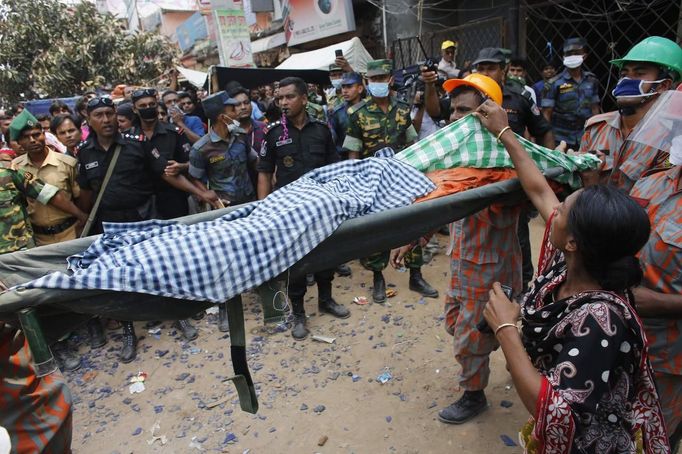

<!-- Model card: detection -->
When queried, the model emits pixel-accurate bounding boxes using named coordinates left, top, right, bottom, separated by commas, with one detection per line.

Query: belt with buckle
left=32, top=217, right=77, bottom=235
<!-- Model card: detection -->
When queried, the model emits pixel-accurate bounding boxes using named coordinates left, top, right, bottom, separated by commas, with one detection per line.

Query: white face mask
left=670, top=135, right=682, bottom=166
left=223, top=115, right=241, bottom=134
left=563, top=55, right=584, bottom=69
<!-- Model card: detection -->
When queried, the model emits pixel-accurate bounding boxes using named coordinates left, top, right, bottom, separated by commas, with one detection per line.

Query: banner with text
left=214, top=7, right=255, bottom=67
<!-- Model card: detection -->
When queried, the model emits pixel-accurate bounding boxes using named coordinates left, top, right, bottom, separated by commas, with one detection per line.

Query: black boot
left=191, top=311, right=205, bottom=321
left=319, top=298, right=350, bottom=319
left=218, top=302, right=229, bottom=333
left=53, top=340, right=81, bottom=372
left=87, top=317, right=107, bottom=349
left=119, top=322, right=138, bottom=364
left=336, top=263, right=352, bottom=277
left=372, top=271, right=386, bottom=304
left=174, top=319, right=198, bottom=341
left=409, top=268, right=439, bottom=298
left=438, top=390, right=488, bottom=424
left=291, top=313, right=309, bottom=340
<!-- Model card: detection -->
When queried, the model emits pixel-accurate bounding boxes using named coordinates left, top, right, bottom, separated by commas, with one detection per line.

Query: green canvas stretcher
left=0, top=168, right=564, bottom=413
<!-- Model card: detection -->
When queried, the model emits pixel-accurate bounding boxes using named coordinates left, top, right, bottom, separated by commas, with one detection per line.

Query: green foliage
left=0, top=0, right=179, bottom=105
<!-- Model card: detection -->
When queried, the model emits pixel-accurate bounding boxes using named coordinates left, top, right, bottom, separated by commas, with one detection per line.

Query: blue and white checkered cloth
left=25, top=158, right=435, bottom=303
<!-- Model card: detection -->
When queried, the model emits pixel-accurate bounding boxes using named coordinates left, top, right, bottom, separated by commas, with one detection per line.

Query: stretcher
left=0, top=168, right=564, bottom=413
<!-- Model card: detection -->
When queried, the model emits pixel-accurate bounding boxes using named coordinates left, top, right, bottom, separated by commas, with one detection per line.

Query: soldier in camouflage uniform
left=326, top=63, right=345, bottom=112
left=342, top=59, right=438, bottom=304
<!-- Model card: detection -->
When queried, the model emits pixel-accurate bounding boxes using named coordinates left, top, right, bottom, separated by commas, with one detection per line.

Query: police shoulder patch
left=347, top=100, right=367, bottom=115
left=124, top=132, right=145, bottom=142
left=74, top=140, right=88, bottom=153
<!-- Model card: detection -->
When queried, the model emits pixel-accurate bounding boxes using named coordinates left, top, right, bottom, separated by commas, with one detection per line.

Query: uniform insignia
left=259, top=143, right=267, bottom=157
left=531, top=104, right=541, bottom=116
left=276, top=138, right=293, bottom=147
left=182, top=143, right=191, bottom=153
left=85, top=161, right=99, bottom=170
left=151, top=147, right=160, bottom=159
left=24, top=171, right=34, bottom=181
left=283, top=155, right=295, bottom=167
left=264, top=121, right=281, bottom=134
left=209, top=155, right=225, bottom=164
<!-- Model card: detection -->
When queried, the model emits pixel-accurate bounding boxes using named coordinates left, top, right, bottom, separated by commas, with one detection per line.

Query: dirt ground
left=64, top=218, right=547, bottom=454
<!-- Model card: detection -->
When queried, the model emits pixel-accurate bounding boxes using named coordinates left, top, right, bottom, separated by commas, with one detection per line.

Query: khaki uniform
left=12, top=147, right=80, bottom=245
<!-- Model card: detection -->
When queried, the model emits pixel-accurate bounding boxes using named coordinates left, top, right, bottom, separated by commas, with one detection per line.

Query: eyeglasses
left=132, top=88, right=158, bottom=100
left=86, top=97, right=115, bottom=111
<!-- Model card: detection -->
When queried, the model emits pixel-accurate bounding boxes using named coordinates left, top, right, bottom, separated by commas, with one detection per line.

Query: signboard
left=176, top=11, right=209, bottom=52
left=283, top=0, right=355, bottom=46
left=214, top=8, right=255, bottom=67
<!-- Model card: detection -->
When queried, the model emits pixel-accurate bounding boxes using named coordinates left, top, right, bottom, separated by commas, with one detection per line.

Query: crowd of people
left=1, top=33, right=681, bottom=453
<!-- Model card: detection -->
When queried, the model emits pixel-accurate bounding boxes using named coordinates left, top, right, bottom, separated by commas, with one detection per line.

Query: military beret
left=341, top=72, right=363, bottom=85
left=9, top=109, right=40, bottom=141
left=201, top=91, right=239, bottom=121
left=366, top=59, right=393, bottom=77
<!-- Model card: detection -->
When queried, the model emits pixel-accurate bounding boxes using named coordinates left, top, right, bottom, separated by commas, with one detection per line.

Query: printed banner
left=282, top=0, right=355, bottom=46
left=214, top=8, right=255, bottom=67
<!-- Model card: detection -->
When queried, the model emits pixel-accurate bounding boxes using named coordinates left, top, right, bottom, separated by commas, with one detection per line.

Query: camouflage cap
left=9, top=109, right=40, bottom=141
left=329, top=63, right=343, bottom=72
left=366, top=59, right=393, bottom=77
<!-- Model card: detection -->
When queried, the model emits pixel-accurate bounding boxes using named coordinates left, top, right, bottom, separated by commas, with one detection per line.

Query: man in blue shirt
left=531, top=61, right=557, bottom=106
left=541, top=38, right=601, bottom=149
left=162, top=90, right=206, bottom=144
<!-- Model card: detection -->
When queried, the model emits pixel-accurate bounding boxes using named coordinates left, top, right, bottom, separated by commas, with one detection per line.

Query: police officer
left=542, top=37, right=600, bottom=149
left=343, top=59, right=437, bottom=304
left=330, top=72, right=365, bottom=157
left=257, top=76, right=350, bottom=340
left=423, top=47, right=554, bottom=293
left=76, top=96, right=219, bottom=363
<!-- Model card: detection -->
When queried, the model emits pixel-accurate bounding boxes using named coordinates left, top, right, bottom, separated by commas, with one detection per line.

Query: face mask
left=138, top=106, right=158, bottom=120
left=368, top=82, right=390, bottom=98
left=670, top=135, right=682, bottom=166
left=611, top=77, right=667, bottom=99
left=223, top=115, right=241, bottom=134
left=563, top=55, right=584, bottom=69
left=330, top=79, right=343, bottom=90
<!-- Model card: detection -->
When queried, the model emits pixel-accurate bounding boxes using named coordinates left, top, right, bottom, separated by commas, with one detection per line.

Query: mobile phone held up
left=335, top=49, right=343, bottom=58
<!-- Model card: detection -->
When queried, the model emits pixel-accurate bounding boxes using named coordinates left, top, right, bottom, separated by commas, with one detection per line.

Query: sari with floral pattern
left=518, top=216, right=670, bottom=454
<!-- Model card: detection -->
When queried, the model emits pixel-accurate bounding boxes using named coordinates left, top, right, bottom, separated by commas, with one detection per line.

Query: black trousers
left=287, top=269, right=335, bottom=315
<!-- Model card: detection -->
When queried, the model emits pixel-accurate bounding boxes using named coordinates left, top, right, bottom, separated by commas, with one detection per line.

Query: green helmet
left=610, top=36, right=682, bottom=82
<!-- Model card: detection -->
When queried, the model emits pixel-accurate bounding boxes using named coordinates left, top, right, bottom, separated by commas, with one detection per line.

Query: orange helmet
left=442, top=73, right=503, bottom=106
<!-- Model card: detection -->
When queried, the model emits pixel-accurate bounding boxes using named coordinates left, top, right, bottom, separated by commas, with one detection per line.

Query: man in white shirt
left=437, top=40, right=462, bottom=80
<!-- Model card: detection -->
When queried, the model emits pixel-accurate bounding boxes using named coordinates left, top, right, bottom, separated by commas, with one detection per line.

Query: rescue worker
left=581, top=36, right=682, bottom=192
left=343, top=59, right=437, bottom=304
left=326, top=63, right=345, bottom=111
left=438, top=40, right=462, bottom=80
left=542, top=37, right=600, bottom=150
left=75, top=96, right=219, bottom=363
left=424, top=47, right=554, bottom=293
left=392, top=74, right=522, bottom=424
left=329, top=72, right=365, bottom=158
left=257, top=77, right=350, bottom=340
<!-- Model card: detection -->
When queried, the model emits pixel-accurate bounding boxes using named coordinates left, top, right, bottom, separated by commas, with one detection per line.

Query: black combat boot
left=87, top=317, right=107, bottom=349
left=319, top=298, right=350, bottom=318
left=438, top=390, right=488, bottom=424
left=372, top=271, right=386, bottom=304
left=174, top=319, right=198, bottom=341
left=335, top=263, right=352, bottom=277
left=291, top=313, right=309, bottom=340
left=409, top=267, right=439, bottom=298
left=119, top=322, right=138, bottom=363
left=218, top=302, right=229, bottom=333
left=53, top=340, right=81, bottom=372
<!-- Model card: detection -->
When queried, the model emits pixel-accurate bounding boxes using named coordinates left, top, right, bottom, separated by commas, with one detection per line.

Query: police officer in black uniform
left=422, top=48, right=554, bottom=292
left=256, top=76, right=350, bottom=340
left=76, top=96, right=219, bottom=363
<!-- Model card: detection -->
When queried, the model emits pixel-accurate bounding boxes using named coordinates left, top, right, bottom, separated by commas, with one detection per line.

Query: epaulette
left=584, top=111, right=618, bottom=129
left=73, top=140, right=88, bottom=153
left=164, top=122, right=183, bottom=134
left=347, top=99, right=367, bottom=115
left=331, top=102, right=347, bottom=114
left=123, top=132, right=146, bottom=142
left=264, top=120, right=282, bottom=134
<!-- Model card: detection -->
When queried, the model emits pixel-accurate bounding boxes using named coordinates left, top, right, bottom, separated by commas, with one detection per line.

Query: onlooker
left=228, top=86, right=266, bottom=159
left=542, top=37, right=600, bottom=149
left=50, top=115, right=82, bottom=156
left=115, top=102, right=135, bottom=132
left=437, top=40, right=462, bottom=80
left=49, top=101, right=73, bottom=117
left=36, top=114, right=67, bottom=153
left=178, top=91, right=207, bottom=124
left=531, top=60, right=558, bottom=106
left=506, top=56, right=537, bottom=104
left=257, top=77, right=350, bottom=340
left=161, top=90, right=205, bottom=143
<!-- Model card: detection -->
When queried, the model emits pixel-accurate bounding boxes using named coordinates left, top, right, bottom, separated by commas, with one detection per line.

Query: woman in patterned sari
left=474, top=100, right=670, bottom=453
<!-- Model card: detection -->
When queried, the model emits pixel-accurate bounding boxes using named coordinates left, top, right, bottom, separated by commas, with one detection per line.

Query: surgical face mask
left=223, top=115, right=241, bottom=134
left=330, top=79, right=343, bottom=90
left=563, top=55, right=584, bottom=69
left=368, top=82, right=390, bottom=98
left=138, top=106, right=158, bottom=120
left=670, top=135, right=682, bottom=166
left=611, top=77, right=667, bottom=99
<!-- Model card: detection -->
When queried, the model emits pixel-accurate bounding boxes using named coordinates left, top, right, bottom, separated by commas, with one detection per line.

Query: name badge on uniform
left=276, top=138, right=293, bottom=147
left=209, top=155, right=225, bottom=164
left=283, top=156, right=295, bottom=167
left=151, top=147, right=161, bottom=159
left=85, top=161, right=99, bottom=170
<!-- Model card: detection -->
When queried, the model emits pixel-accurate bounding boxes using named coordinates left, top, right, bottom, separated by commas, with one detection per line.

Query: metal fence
left=521, top=0, right=681, bottom=111
left=391, top=17, right=505, bottom=70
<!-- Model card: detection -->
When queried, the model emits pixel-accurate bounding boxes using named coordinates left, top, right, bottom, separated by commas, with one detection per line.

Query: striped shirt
left=631, top=165, right=682, bottom=375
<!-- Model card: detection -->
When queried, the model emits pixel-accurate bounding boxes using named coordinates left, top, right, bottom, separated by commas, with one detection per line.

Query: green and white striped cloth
left=396, top=114, right=600, bottom=189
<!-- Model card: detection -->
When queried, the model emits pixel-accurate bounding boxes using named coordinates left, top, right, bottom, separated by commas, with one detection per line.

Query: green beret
left=9, top=109, right=40, bottom=141
left=366, top=59, right=393, bottom=77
